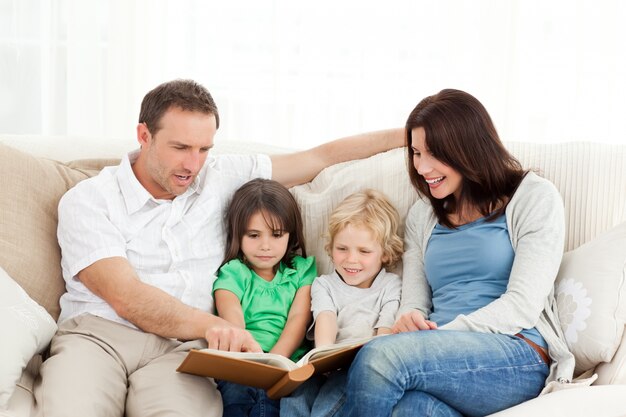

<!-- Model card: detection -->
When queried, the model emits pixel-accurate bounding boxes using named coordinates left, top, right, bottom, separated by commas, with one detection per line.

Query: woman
left=343, top=89, right=575, bottom=417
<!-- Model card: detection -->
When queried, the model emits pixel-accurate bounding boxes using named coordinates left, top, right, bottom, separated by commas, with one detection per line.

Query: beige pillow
left=555, top=222, right=626, bottom=375
left=0, top=267, right=57, bottom=409
left=0, top=143, right=114, bottom=319
left=290, top=147, right=417, bottom=274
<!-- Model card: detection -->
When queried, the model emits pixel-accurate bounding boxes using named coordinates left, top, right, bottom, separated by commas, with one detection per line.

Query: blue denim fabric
left=343, top=331, right=549, bottom=417
left=280, top=371, right=347, bottom=417
left=217, top=380, right=280, bottom=417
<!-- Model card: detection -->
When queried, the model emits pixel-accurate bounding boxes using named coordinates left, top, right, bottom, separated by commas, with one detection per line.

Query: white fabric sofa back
left=1, top=135, right=625, bottom=417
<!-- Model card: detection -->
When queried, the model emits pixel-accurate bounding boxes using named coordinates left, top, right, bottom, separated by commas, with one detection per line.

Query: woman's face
left=411, top=127, right=463, bottom=200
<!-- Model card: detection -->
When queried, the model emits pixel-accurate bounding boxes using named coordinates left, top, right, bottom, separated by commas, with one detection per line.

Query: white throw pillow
left=554, top=222, right=626, bottom=375
left=290, top=147, right=418, bottom=275
left=0, top=267, right=57, bottom=409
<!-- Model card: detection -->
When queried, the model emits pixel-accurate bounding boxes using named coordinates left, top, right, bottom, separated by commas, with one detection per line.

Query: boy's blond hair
left=325, top=189, right=404, bottom=268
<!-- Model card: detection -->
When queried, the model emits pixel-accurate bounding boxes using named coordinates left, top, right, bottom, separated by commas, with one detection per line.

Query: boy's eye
left=335, top=247, right=346, bottom=252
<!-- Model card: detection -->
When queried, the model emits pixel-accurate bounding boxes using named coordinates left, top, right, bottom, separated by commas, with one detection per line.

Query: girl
left=213, top=178, right=317, bottom=417
left=343, top=89, right=574, bottom=417
left=281, top=188, right=403, bottom=417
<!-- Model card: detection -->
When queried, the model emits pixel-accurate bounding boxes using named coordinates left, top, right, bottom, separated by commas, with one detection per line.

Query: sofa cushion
left=554, top=221, right=626, bottom=375
left=594, top=328, right=626, bottom=385
left=0, top=267, right=57, bottom=409
left=289, top=147, right=418, bottom=275
left=0, top=143, right=115, bottom=320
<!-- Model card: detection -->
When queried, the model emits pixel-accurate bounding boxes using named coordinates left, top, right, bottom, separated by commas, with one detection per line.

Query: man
left=34, top=79, right=403, bottom=417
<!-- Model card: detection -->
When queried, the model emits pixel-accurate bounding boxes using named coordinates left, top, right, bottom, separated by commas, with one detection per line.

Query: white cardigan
left=398, top=172, right=579, bottom=392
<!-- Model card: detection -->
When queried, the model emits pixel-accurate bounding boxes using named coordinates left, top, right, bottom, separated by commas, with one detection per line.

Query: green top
left=213, top=255, right=317, bottom=361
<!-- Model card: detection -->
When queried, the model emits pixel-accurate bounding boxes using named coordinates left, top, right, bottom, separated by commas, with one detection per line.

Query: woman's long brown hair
left=405, top=89, right=527, bottom=228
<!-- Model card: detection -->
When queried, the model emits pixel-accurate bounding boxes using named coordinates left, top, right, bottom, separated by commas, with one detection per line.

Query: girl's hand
left=392, top=310, right=437, bottom=333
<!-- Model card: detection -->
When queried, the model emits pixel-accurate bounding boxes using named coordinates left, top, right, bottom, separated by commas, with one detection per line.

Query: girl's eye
left=273, top=232, right=284, bottom=238
left=247, top=233, right=259, bottom=239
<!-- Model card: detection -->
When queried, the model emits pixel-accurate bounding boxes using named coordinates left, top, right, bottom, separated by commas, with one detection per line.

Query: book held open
left=176, top=336, right=375, bottom=399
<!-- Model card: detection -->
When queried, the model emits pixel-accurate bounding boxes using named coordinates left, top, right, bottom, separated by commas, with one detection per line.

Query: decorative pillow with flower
left=554, top=221, right=626, bottom=375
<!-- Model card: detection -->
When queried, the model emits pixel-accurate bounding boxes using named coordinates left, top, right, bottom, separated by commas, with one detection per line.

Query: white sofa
left=1, top=135, right=626, bottom=416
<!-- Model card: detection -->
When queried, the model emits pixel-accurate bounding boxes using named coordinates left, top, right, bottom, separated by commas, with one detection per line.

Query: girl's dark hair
left=221, top=178, right=307, bottom=269
left=405, top=89, right=527, bottom=228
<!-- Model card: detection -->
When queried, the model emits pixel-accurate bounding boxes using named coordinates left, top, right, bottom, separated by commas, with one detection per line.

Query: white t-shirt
left=309, top=269, right=401, bottom=343
left=56, top=149, right=272, bottom=326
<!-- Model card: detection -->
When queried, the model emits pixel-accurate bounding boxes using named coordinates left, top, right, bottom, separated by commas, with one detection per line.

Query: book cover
left=176, top=336, right=373, bottom=399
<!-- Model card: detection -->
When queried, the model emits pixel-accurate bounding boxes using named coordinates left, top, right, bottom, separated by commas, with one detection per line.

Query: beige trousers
left=34, top=314, right=221, bottom=417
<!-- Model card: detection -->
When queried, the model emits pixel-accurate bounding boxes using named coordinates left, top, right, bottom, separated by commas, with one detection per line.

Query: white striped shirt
left=57, top=149, right=271, bottom=327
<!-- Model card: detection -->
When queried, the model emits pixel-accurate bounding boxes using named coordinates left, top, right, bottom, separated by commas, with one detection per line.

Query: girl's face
left=241, top=211, right=290, bottom=281
left=411, top=127, right=463, bottom=200
left=331, top=224, right=386, bottom=289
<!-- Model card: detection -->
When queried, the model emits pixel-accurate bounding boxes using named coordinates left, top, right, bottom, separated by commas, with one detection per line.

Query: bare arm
left=78, top=257, right=262, bottom=352
left=214, top=289, right=246, bottom=329
left=271, top=128, right=404, bottom=188
left=270, top=286, right=312, bottom=358
left=313, top=311, right=338, bottom=347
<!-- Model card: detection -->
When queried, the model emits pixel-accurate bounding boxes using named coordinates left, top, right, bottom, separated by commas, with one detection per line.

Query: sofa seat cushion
left=0, top=143, right=116, bottom=320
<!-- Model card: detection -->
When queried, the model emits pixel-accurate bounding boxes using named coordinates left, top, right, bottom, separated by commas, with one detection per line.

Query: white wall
left=1, top=0, right=625, bottom=149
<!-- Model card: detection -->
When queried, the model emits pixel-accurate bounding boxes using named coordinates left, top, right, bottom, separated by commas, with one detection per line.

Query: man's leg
left=34, top=315, right=129, bottom=417
left=125, top=339, right=222, bottom=417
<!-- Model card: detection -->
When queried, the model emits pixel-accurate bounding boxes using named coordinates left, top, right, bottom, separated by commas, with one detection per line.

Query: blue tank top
left=425, top=214, right=546, bottom=348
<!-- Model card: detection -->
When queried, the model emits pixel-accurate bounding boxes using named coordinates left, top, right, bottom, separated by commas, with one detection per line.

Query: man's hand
left=205, top=324, right=263, bottom=352
left=392, top=310, right=438, bottom=333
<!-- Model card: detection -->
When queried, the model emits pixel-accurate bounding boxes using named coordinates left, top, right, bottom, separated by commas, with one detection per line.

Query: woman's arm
left=394, top=201, right=436, bottom=331
left=270, top=285, right=312, bottom=358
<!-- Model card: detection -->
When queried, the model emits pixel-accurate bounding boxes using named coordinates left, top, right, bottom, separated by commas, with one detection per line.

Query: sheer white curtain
left=1, top=0, right=625, bottom=149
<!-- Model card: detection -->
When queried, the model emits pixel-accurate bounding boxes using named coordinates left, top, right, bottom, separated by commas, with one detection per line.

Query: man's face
left=135, top=107, right=217, bottom=199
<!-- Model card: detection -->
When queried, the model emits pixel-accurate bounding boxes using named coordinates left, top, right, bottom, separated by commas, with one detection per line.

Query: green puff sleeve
left=290, top=255, right=317, bottom=287
left=212, top=259, right=251, bottom=300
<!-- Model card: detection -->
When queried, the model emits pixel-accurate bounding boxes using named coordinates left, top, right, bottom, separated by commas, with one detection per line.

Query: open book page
left=176, top=334, right=381, bottom=398
left=189, top=349, right=300, bottom=371
left=296, top=335, right=376, bottom=366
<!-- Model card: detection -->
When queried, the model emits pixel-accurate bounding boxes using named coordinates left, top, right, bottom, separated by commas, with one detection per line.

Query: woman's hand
left=392, top=310, right=437, bottom=333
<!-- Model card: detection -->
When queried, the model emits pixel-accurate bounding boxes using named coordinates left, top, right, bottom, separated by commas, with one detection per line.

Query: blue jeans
left=217, top=380, right=280, bottom=417
left=280, top=371, right=347, bottom=417
left=343, top=331, right=549, bottom=417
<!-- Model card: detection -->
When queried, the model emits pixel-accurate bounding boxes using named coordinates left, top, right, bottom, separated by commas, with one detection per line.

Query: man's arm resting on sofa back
left=271, top=128, right=404, bottom=188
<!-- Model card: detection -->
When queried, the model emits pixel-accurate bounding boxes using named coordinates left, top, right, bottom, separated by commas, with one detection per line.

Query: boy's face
left=331, top=224, right=386, bottom=289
